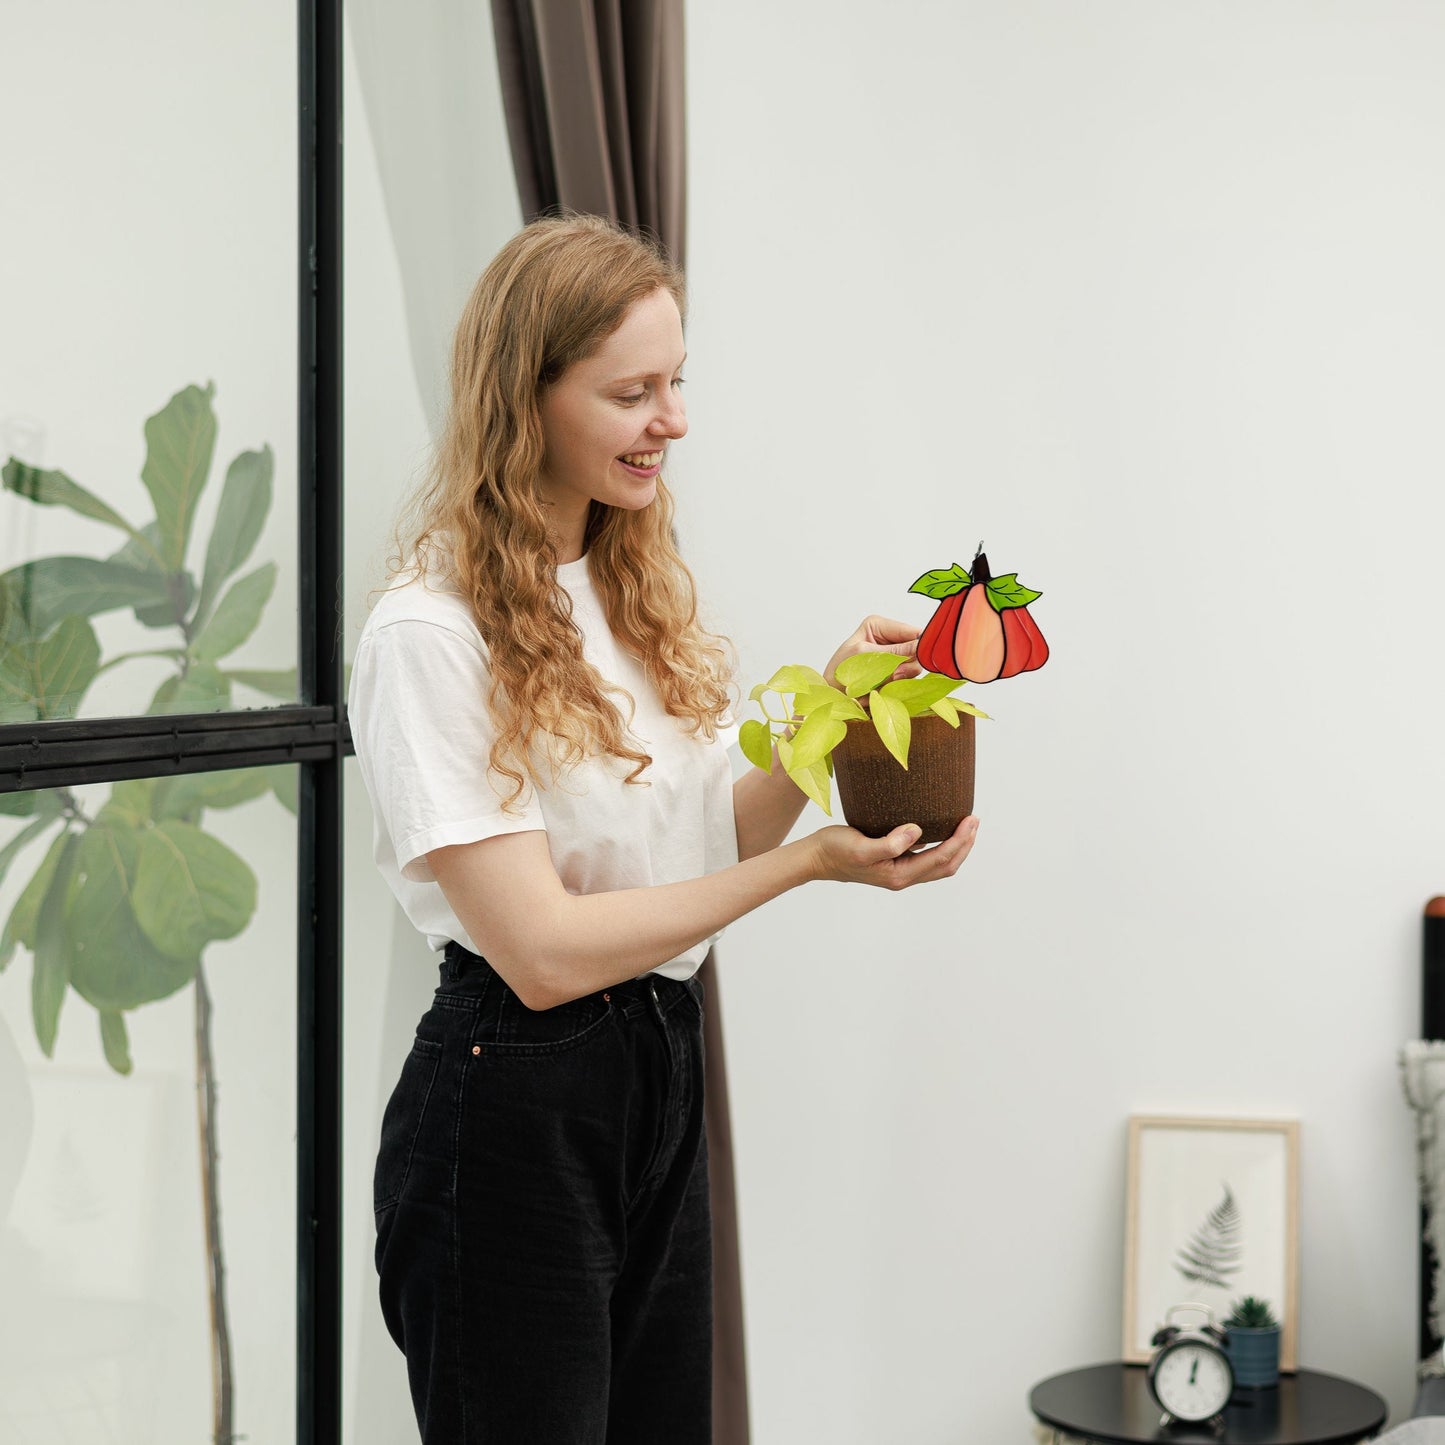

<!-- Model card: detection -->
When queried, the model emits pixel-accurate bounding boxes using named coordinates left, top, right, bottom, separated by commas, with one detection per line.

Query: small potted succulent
left=1223, top=1295, right=1282, bottom=1387
left=739, top=546, right=1048, bottom=845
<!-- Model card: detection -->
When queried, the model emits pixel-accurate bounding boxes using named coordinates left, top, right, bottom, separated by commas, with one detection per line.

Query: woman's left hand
left=823, top=616, right=926, bottom=690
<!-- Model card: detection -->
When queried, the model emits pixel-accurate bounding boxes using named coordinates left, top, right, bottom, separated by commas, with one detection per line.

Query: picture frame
left=1123, top=1114, right=1299, bottom=1369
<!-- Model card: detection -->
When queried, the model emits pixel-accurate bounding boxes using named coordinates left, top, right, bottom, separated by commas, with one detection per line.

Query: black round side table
left=1029, top=1362, right=1388, bottom=1444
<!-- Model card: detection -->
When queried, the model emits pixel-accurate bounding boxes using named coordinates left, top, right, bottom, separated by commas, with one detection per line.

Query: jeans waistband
left=441, top=940, right=695, bottom=1013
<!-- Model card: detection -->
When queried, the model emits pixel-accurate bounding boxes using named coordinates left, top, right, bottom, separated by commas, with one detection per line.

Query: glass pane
left=0, top=3, right=298, bottom=722
left=0, top=767, right=298, bottom=1443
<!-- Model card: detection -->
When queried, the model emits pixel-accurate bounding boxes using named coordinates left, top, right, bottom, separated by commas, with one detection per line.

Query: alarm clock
left=1147, top=1302, right=1235, bottom=1427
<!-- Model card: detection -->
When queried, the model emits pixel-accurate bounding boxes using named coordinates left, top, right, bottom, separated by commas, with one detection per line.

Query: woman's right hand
left=805, top=815, right=980, bottom=889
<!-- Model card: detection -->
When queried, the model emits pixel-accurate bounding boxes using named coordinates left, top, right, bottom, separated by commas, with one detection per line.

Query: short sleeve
left=348, top=618, right=546, bottom=882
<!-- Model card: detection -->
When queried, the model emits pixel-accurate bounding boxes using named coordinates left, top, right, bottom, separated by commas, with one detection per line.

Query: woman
left=349, top=213, right=980, bottom=1443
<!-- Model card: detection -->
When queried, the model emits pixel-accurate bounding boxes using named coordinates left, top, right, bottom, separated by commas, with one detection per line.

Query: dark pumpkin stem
left=972, top=547, right=992, bottom=585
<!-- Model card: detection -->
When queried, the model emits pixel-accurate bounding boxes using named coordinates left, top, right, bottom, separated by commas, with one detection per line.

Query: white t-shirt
left=347, top=552, right=741, bottom=981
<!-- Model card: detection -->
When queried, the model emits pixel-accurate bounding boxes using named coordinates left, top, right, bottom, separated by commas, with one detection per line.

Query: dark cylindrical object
left=831, top=711, right=975, bottom=847
left=1422, top=898, right=1445, bottom=1364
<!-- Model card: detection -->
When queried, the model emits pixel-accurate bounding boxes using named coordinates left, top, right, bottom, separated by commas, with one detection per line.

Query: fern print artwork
left=1174, top=1183, right=1244, bottom=1290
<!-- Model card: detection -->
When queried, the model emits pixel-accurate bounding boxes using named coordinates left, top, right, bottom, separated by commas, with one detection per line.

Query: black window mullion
left=296, top=0, right=344, bottom=1442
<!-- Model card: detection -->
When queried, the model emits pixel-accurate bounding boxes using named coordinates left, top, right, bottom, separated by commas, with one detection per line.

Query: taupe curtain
left=489, top=6, right=748, bottom=1442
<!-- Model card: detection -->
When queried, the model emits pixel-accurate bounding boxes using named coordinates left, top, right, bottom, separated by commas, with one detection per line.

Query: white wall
left=680, top=1, right=1445, bottom=1437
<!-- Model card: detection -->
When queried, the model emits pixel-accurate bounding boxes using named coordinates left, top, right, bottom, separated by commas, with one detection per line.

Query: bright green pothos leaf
left=191, top=562, right=275, bottom=662
left=867, top=689, right=912, bottom=771
left=908, top=563, right=970, bottom=599
left=792, top=685, right=867, bottom=723
left=99, top=1010, right=133, bottom=1075
left=738, top=718, right=774, bottom=773
left=141, top=382, right=218, bottom=571
left=755, top=663, right=830, bottom=698
left=787, top=711, right=848, bottom=771
left=32, top=831, right=81, bottom=1056
left=194, top=446, right=273, bottom=632
left=777, top=734, right=832, bottom=816
left=131, top=820, right=257, bottom=962
left=878, top=672, right=969, bottom=713
left=835, top=651, right=904, bottom=698
left=2, top=459, right=146, bottom=541
left=985, top=573, right=1042, bottom=610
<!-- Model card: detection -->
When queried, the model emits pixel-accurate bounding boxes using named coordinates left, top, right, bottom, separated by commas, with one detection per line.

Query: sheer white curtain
left=343, top=6, right=519, bottom=1439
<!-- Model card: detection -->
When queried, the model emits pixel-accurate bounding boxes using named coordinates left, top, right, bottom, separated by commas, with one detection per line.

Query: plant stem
left=194, top=963, right=235, bottom=1444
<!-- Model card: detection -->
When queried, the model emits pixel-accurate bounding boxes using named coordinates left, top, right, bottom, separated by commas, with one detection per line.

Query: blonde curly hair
left=386, top=214, right=740, bottom=817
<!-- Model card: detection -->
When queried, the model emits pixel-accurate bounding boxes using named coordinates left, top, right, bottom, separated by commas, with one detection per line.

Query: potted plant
left=1223, top=1295, right=1282, bottom=1387
left=738, top=546, right=1048, bottom=846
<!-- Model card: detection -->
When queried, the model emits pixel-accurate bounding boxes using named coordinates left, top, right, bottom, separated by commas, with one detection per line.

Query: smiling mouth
left=619, top=450, right=663, bottom=468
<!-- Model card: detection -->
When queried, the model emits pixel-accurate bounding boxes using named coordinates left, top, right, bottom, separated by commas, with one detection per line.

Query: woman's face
left=537, top=286, right=688, bottom=528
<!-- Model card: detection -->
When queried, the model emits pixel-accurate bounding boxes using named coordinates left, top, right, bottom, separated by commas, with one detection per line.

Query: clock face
left=1151, top=1339, right=1233, bottom=1421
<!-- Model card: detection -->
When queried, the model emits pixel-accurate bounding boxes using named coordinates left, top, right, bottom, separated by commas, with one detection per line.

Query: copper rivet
left=603, top=993, right=610, bottom=1002
left=471, top=1045, right=481, bottom=1056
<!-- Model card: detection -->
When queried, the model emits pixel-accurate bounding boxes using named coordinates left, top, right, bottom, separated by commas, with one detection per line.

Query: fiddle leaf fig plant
left=739, top=650, right=989, bottom=816
left=0, top=380, right=298, bottom=1445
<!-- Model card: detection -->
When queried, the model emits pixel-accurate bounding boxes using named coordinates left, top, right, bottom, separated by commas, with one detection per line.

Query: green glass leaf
left=141, top=382, right=217, bottom=570
left=226, top=667, right=296, bottom=701
left=738, top=718, right=774, bottom=773
left=148, top=662, right=231, bottom=715
left=784, top=754, right=833, bottom=815
left=67, top=821, right=197, bottom=1010
left=32, top=831, right=80, bottom=1056
left=131, top=821, right=257, bottom=961
left=99, top=1010, right=133, bottom=1075
left=263, top=764, right=298, bottom=815
left=0, top=813, right=59, bottom=896
left=867, top=689, right=912, bottom=770
left=761, top=663, right=830, bottom=696
left=877, top=672, right=971, bottom=715
left=835, top=651, right=902, bottom=698
left=153, top=767, right=270, bottom=821
left=787, top=712, right=847, bottom=771
left=191, top=562, right=276, bottom=662
left=0, top=557, right=173, bottom=634
left=984, top=573, right=1042, bottom=611
left=907, top=562, right=971, bottom=599
left=0, top=827, right=72, bottom=971
left=2, top=459, right=143, bottom=538
left=194, top=446, right=274, bottom=631
left=929, top=698, right=961, bottom=727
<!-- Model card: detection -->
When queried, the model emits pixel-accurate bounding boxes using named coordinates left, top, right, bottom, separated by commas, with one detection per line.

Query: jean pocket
left=480, top=992, right=613, bottom=1058
left=373, top=1036, right=444, bottom=1212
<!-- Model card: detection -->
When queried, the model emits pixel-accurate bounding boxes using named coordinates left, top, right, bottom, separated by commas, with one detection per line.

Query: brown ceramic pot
left=831, top=710, right=975, bottom=846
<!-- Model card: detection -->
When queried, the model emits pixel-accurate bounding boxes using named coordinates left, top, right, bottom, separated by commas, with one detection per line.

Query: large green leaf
left=0, top=792, right=37, bottom=817
left=192, top=562, right=275, bottom=662
left=148, top=662, right=231, bottom=715
left=225, top=667, right=296, bottom=700
left=141, top=382, right=217, bottom=570
left=264, top=763, right=298, bottom=815
left=738, top=718, right=774, bottom=773
left=0, top=825, right=73, bottom=971
left=0, top=617, right=101, bottom=722
left=0, top=575, right=28, bottom=650
left=67, top=821, right=196, bottom=1010
left=32, top=831, right=80, bottom=1056
left=194, top=446, right=273, bottom=631
left=131, top=820, right=256, bottom=961
left=867, top=689, right=912, bottom=770
left=787, top=711, right=848, bottom=771
left=0, top=814, right=59, bottom=894
left=153, top=767, right=271, bottom=821
left=99, top=1010, right=132, bottom=1075
left=835, top=652, right=903, bottom=699
left=0, top=557, right=173, bottom=634
left=102, top=778, right=159, bottom=828
left=104, top=520, right=190, bottom=629
left=2, top=459, right=145, bottom=540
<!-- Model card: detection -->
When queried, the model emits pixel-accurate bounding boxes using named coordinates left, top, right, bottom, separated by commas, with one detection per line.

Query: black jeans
left=374, top=941, right=712, bottom=1443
